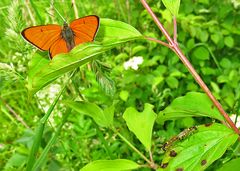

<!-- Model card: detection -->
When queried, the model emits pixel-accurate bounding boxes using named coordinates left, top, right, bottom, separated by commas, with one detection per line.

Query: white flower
left=230, top=114, right=240, bottom=128
left=36, top=83, right=63, bottom=126
left=124, top=56, right=144, bottom=70
left=231, top=0, right=240, bottom=8
left=0, top=62, right=13, bottom=71
left=0, top=143, right=4, bottom=150
left=36, top=84, right=61, bottom=113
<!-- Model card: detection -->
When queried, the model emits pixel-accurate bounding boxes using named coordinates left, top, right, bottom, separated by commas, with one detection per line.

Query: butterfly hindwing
left=49, top=38, right=68, bottom=58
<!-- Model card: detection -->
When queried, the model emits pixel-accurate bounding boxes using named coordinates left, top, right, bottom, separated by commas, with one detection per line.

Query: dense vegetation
left=0, top=0, right=240, bottom=170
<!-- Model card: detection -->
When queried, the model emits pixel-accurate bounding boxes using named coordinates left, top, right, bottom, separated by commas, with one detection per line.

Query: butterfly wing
left=21, top=25, right=62, bottom=51
left=49, top=38, right=68, bottom=58
left=70, top=15, right=99, bottom=45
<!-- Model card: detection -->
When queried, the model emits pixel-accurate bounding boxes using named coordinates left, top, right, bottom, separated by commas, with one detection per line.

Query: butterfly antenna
left=51, top=3, right=67, bottom=23
left=65, top=3, right=75, bottom=22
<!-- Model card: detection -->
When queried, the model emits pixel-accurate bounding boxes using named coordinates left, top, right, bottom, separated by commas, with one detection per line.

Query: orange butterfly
left=21, top=15, right=99, bottom=59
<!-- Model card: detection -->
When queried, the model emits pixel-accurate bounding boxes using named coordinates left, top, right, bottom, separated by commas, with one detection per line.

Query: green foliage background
left=0, top=0, right=240, bottom=170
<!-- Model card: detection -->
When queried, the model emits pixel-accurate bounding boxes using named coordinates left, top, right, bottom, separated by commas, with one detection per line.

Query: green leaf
left=199, top=0, right=209, bottom=4
left=199, top=30, right=209, bottom=42
left=159, top=123, right=238, bottom=171
left=218, top=157, right=240, bottom=171
left=103, top=105, right=115, bottom=127
left=152, top=76, right=164, bottom=89
left=28, top=18, right=142, bottom=95
left=210, top=81, right=220, bottom=93
left=80, top=159, right=140, bottom=171
left=95, top=19, right=142, bottom=44
left=123, top=103, right=157, bottom=151
left=166, top=76, right=179, bottom=88
left=211, top=33, right=221, bottom=44
left=161, top=9, right=172, bottom=23
left=217, top=75, right=229, bottom=83
left=132, top=45, right=147, bottom=56
left=65, top=101, right=114, bottom=127
left=5, top=153, right=27, bottom=168
left=224, top=36, right=234, bottom=48
left=192, top=46, right=210, bottom=60
left=27, top=52, right=49, bottom=91
left=220, top=58, right=231, bottom=69
left=162, top=0, right=181, bottom=16
left=157, top=92, right=224, bottom=124
left=119, top=90, right=129, bottom=101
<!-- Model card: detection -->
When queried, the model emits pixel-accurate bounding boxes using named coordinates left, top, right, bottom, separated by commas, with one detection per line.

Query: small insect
left=21, top=14, right=99, bottom=59
left=162, top=126, right=197, bottom=151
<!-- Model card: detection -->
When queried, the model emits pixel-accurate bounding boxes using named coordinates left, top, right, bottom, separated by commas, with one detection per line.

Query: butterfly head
left=63, top=21, right=68, bottom=28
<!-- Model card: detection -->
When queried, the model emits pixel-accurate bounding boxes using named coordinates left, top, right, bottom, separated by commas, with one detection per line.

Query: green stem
left=32, top=108, right=72, bottom=170
left=26, top=69, right=77, bottom=171
left=115, top=131, right=152, bottom=165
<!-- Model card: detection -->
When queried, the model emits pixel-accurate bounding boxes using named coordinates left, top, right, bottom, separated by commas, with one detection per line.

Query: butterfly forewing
left=70, top=15, right=99, bottom=45
left=21, top=25, right=62, bottom=51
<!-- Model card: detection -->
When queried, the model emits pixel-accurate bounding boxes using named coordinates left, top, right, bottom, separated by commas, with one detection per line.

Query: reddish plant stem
left=145, top=36, right=173, bottom=50
left=173, top=16, right=178, bottom=45
left=140, top=0, right=240, bottom=135
left=149, top=150, right=157, bottom=169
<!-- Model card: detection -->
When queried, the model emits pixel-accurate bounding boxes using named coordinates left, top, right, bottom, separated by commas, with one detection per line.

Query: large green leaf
left=157, top=92, right=224, bottom=124
left=158, top=123, right=238, bottom=171
left=123, top=103, right=157, bottom=151
left=80, top=159, right=140, bottom=171
left=27, top=18, right=142, bottom=95
left=162, top=0, right=181, bottom=16
left=64, top=101, right=114, bottom=128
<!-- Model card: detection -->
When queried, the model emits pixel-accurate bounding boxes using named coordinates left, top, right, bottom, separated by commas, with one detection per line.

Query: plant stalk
left=115, top=131, right=153, bottom=166
left=145, top=36, right=173, bottom=49
left=26, top=69, right=77, bottom=171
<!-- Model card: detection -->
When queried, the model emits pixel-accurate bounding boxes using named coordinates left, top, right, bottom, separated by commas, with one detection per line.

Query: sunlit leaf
left=119, top=90, right=129, bottom=101
left=80, top=159, right=140, bottom=171
left=65, top=101, right=114, bottom=127
left=123, top=103, right=157, bottom=151
left=95, top=18, right=142, bottom=44
left=162, top=0, right=181, bottom=16
left=158, top=123, right=238, bottom=171
left=157, top=92, right=224, bottom=124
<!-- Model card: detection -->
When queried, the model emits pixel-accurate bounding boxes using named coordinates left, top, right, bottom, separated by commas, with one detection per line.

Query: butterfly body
left=61, top=22, right=75, bottom=51
left=21, top=15, right=99, bottom=59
